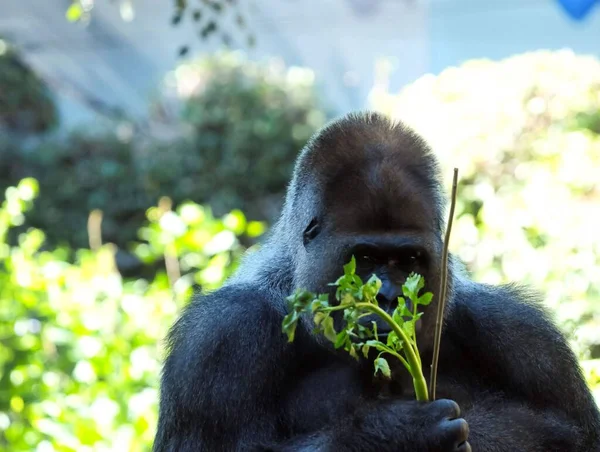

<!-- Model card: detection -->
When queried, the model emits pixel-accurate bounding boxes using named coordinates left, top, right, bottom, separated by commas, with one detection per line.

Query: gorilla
left=153, top=112, right=600, bottom=451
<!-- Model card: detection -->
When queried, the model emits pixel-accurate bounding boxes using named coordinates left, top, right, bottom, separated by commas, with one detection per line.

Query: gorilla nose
left=376, top=282, right=401, bottom=309
left=376, top=292, right=396, bottom=309
left=375, top=283, right=413, bottom=315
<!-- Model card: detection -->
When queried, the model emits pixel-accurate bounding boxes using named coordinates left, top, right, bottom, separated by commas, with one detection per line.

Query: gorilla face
left=299, top=214, right=440, bottom=338
left=293, top=150, right=443, bottom=340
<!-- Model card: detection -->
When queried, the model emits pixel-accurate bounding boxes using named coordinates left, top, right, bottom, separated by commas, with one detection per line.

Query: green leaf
left=331, top=276, right=344, bottom=287
left=281, top=312, right=298, bottom=342
left=418, top=292, right=433, bottom=306
left=66, top=3, right=83, bottom=22
left=365, top=339, right=385, bottom=347
left=356, top=285, right=364, bottom=301
left=398, top=300, right=412, bottom=317
left=361, top=343, right=371, bottom=358
left=311, top=294, right=329, bottom=312
left=343, top=309, right=358, bottom=329
left=314, top=311, right=327, bottom=326
left=352, top=274, right=364, bottom=288
left=356, top=323, right=372, bottom=339
left=282, top=310, right=296, bottom=329
left=386, top=332, right=402, bottom=349
left=287, top=290, right=316, bottom=312
left=344, top=256, right=356, bottom=276
left=403, top=273, right=424, bottom=299
left=392, top=308, right=405, bottom=326
left=374, top=357, right=391, bottom=378
left=402, top=321, right=415, bottom=338
left=334, top=330, right=348, bottom=349
left=363, top=275, right=382, bottom=301
left=340, top=292, right=355, bottom=306
left=365, top=339, right=392, bottom=355
left=322, top=316, right=337, bottom=343
left=348, top=345, right=359, bottom=360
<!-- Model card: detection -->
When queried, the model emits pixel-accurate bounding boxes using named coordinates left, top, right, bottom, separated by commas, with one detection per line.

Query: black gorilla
left=154, top=112, right=600, bottom=451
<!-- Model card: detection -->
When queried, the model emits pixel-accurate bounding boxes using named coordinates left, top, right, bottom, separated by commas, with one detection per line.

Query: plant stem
left=412, top=300, right=420, bottom=367
left=429, top=168, right=459, bottom=400
left=383, top=349, right=411, bottom=373
left=355, top=302, right=429, bottom=401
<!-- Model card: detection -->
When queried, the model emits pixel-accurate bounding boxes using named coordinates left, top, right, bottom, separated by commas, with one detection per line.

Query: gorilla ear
left=303, top=218, right=321, bottom=246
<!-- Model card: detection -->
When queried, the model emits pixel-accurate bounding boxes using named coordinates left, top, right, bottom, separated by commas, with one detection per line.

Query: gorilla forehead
left=294, top=112, right=444, bottom=233
left=326, top=157, right=439, bottom=233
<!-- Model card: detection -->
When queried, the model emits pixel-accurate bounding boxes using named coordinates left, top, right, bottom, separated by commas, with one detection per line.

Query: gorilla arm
left=153, top=285, right=291, bottom=451
left=441, top=280, right=600, bottom=452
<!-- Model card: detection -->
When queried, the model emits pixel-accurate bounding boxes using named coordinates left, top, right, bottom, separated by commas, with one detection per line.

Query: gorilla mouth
left=356, top=302, right=422, bottom=339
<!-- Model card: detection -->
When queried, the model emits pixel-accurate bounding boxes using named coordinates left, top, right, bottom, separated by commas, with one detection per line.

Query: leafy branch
left=282, top=257, right=433, bottom=402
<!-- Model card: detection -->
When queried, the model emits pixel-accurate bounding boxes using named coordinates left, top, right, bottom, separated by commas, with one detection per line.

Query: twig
left=87, top=209, right=103, bottom=250
left=429, top=168, right=459, bottom=400
left=158, top=197, right=182, bottom=289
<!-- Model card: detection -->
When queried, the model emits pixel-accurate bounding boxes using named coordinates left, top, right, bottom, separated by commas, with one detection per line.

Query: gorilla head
left=241, top=112, right=449, bottom=343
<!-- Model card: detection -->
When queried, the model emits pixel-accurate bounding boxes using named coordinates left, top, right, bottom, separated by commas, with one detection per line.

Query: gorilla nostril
left=376, top=293, right=397, bottom=309
left=302, top=218, right=321, bottom=246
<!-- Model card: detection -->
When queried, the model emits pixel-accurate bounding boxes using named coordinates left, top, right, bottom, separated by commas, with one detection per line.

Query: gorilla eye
left=303, top=218, right=321, bottom=246
left=395, top=249, right=423, bottom=268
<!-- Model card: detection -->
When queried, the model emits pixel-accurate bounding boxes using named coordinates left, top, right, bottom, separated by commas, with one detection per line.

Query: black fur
left=154, top=112, right=600, bottom=451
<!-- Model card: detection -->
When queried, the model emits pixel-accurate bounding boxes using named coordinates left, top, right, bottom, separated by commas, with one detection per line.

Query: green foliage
left=282, top=257, right=433, bottom=401
left=0, top=132, right=149, bottom=250
left=0, top=126, right=273, bottom=252
left=0, top=39, right=58, bottom=134
left=0, top=179, right=260, bottom=451
left=133, top=202, right=264, bottom=291
left=149, top=51, right=328, bottom=220
left=373, top=49, right=600, bottom=400
left=0, top=52, right=326, bottom=253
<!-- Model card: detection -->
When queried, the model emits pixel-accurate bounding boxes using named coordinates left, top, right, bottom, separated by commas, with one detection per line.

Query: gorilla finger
left=452, top=418, right=469, bottom=442
left=430, top=399, right=461, bottom=419
left=439, top=418, right=469, bottom=444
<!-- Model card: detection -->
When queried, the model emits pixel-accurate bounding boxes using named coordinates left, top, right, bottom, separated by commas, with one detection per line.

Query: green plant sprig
left=282, top=257, right=433, bottom=402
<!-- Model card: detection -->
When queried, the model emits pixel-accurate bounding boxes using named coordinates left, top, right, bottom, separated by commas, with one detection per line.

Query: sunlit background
left=1, top=1, right=599, bottom=451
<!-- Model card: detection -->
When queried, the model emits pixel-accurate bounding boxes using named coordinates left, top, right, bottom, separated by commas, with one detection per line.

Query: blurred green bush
left=0, top=38, right=58, bottom=134
left=0, top=179, right=262, bottom=451
left=0, top=51, right=326, bottom=252
left=145, top=51, right=328, bottom=220
left=372, top=50, right=600, bottom=395
left=0, top=132, right=150, bottom=251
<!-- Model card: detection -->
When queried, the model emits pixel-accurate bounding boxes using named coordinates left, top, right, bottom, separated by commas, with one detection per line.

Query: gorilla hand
left=351, top=398, right=471, bottom=452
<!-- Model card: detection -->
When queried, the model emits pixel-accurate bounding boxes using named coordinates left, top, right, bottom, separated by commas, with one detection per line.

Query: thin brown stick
left=87, top=209, right=103, bottom=250
left=429, top=168, right=459, bottom=400
left=158, top=197, right=182, bottom=289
